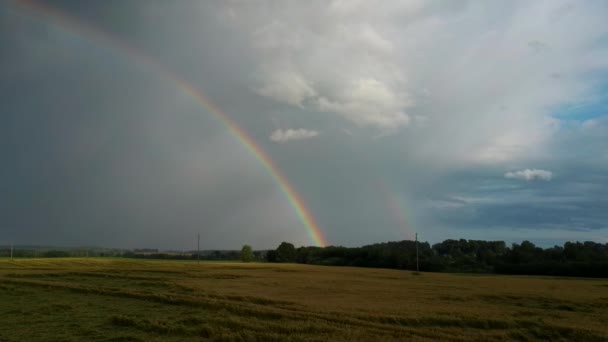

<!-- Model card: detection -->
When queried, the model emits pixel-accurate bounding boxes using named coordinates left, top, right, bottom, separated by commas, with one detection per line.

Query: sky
left=1, top=0, right=607, bottom=250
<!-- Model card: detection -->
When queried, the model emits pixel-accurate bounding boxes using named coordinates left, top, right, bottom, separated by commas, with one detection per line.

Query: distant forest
left=2, top=239, right=607, bottom=278
left=265, top=240, right=608, bottom=278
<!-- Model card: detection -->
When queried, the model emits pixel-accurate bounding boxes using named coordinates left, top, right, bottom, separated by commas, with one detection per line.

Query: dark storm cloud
left=0, top=3, right=288, bottom=248
left=414, top=149, right=608, bottom=242
left=1, top=1, right=607, bottom=249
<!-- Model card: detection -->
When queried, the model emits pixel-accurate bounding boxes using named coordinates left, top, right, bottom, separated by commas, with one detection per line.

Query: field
left=0, top=259, right=607, bottom=341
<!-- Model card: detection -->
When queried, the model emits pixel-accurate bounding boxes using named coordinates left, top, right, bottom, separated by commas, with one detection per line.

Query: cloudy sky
left=1, top=0, right=607, bottom=249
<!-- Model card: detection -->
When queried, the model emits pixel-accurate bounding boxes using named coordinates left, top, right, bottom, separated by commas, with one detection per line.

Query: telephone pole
left=415, top=233, right=419, bottom=272
left=197, top=233, right=200, bottom=263
left=10, top=242, right=13, bottom=260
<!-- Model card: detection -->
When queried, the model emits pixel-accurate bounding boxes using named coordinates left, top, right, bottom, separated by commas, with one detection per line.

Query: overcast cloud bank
left=1, top=0, right=606, bottom=249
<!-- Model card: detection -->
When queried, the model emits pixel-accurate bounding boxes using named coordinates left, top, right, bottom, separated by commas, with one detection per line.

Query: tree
left=276, top=242, right=296, bottom=262
left=240, top=245, right=253, bottom=262
left=266, top=250, right=278, bottom=262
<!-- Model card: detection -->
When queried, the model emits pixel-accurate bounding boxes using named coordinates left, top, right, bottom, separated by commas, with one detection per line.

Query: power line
left=415, top=232, right=419, bottom=272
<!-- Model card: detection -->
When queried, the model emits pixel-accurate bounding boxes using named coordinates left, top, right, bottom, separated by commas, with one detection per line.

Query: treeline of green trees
left=265, top=240, right=608, bottom=278
left=122, top=249, right=264, bottom=261
left=4, top=239, right=607, bottom=278
left=0, top=249, right=98, bottom=258
left=0, top=247, right=264, bottom=261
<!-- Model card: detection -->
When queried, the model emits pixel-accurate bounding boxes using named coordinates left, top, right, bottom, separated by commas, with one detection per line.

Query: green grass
left=1, top=258, right=607, bottom=341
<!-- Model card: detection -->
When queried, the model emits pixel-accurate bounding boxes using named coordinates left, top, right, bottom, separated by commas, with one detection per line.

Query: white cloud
left=242, top=5, right=412, bottom=132
left=316, top=78, right=410, bottom=131
left=253, top=70, right=316, bottom=107
left=270, top=129, right=319, bottom=143
left=225, top=0, right=608, bottom=161
left=505, top=169, right=553, bottom=181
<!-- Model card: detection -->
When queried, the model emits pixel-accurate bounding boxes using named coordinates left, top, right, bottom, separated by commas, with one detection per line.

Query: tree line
left=0, top=247, right=264, bottom=261
left=263, top=240, right=608, bottom=278
left=4, top=239, right=607, bottom=277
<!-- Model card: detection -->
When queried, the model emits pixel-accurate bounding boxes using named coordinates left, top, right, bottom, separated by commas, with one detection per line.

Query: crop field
left=0, top=259, right=607, bottom=341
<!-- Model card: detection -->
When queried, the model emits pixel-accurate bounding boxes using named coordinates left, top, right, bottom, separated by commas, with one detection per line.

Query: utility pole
left=10, top=242, right=13, bottom=260
left=415, top=233, right=419, bottom=272
left=197, top=233, right=200, bottom=263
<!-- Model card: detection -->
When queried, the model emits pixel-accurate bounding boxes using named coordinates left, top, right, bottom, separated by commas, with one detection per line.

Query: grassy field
left=0, top=258, right=607, bottom=341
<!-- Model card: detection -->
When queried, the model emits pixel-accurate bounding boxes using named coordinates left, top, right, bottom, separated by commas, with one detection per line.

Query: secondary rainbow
left=10, top=0, right=328, bottom=247
left=376, top=181, right=415, bottom=241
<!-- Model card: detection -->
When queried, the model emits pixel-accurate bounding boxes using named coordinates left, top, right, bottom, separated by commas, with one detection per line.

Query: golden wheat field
left=0, top=258, right=607, bottom=341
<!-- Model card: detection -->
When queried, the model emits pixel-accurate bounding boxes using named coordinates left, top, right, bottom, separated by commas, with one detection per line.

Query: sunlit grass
left=1, top=258, right=607, bottom=341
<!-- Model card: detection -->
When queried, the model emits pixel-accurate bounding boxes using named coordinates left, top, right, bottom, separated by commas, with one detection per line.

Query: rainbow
left=376, top=181, right=415, bottom=241
left=9, top=0, right=328, bottom=247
